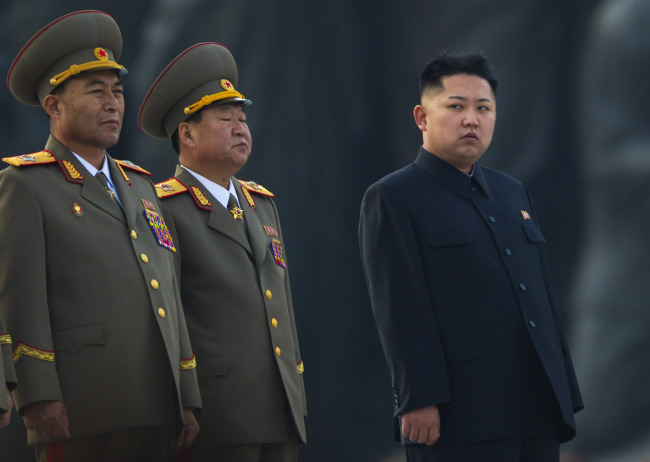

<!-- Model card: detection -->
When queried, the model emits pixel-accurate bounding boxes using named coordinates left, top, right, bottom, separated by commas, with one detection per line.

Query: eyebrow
left=85, top=78, right=122, bottom=88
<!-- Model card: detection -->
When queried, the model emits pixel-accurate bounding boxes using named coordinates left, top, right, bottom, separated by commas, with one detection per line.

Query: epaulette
left=2, top=150, right=57, bottom=167
left=155, top=178, right=188, bottom=199
left=238, top=180, right=274, bottom=208
left=115, top=160, right=151, bottom=176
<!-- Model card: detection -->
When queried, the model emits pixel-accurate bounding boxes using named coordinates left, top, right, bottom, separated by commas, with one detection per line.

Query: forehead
left=205, top=102, right=246, bottom=115
left=65, top=70, right=122, bottom=89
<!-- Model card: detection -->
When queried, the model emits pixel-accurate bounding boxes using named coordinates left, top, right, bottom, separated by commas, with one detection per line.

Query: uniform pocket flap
left=53, top=323, right=105, bottom=356
left=426, top=226, right=474, bottom=248
left=522, top=222, right=547, bottom=244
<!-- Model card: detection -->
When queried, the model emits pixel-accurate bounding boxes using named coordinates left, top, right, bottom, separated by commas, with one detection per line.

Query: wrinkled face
left=190, top=103, right=252, bottom=174
left=51, top=70, right=124, bottom=151
left=414, top=74, right=496, bottom=172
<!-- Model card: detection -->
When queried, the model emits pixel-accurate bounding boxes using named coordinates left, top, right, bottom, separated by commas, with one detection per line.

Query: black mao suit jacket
left=359, top=148, right=583, bottom=444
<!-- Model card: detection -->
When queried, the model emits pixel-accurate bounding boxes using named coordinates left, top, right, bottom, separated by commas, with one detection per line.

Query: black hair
left=420, top=51, right=498, bottom=97
left=171, top=110, right=203, bottom=155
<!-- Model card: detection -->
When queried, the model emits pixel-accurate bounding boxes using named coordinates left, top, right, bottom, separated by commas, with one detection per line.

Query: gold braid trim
left=180, top=355, right=197, bottom=370
left=184, top=90, right=246, bottom=115
left=50, top=60, right=125, bottom=86
left=13, top=342, right=54, bottom=364
left=0, top=334, right=12, bottom=344
left=297, top=360, right=304, bottom=375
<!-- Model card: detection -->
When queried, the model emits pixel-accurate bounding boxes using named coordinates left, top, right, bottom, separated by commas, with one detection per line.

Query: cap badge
left=221, top=79, right=234, bottom=91
left=94, top=47, right=109, bottom=61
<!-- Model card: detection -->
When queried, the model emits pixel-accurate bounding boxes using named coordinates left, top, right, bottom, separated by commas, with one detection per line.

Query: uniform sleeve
left=0, top=169, right=63, bottom=413
left=159, top=199, right=202, bottom=412
left=0, top=315, right=17, bottom=412
left=359, top=181, right=451, bottom=417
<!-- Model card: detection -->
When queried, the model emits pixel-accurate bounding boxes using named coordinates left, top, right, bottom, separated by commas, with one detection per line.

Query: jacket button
left=504, top=248, right=512, bottom=256
left=489, top=216, right=496, bottom=223
left=271, top=318, right=278, bottom=328
left=529, top=320, right=536, bottom=328
left=519, top=283, right=527, bottom=291
left=275, top=346, right=282, bottom=357
left=151, top=279, right=159, bottom=289
left=266, top=290, right=272, bottom=300
left=158, top=308, right=166, bottom=318
left=141, top=254, right=149, bottom=263
left=131, top=230, right=138, bottom=239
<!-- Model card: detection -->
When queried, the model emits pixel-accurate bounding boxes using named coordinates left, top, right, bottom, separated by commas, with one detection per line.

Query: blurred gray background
left=1, top=1, right=649, bottom=461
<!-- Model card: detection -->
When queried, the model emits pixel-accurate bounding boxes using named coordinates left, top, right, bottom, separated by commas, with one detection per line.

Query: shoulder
left=236, top=179, right=275, bottom=208
left=114, top=159, right=152, bottom=177
left=2, top=150, right=57, bottom=168
left=154, top=178, right=188, bottom=199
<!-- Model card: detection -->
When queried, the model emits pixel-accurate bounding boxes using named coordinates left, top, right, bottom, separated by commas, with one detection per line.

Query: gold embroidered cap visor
left=6, top=10, right=127, bottom=107
left=138, top=42, right=252, bottom=140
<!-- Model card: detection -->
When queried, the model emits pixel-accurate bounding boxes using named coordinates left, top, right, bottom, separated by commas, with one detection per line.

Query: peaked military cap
left=138, top=42, right=251, bottom=139
left=7, top=10, right=127, bottom=107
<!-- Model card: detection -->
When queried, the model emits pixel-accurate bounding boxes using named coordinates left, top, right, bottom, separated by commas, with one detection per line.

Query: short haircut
left=420, top=51, right=498, bottom=97
left=171, top=110, right=203, bottom=155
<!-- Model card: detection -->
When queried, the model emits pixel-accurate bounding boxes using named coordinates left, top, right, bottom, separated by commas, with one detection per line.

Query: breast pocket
left=426, top=226, right=474, bottom=248
left=521, top=222, right=547, bottom=244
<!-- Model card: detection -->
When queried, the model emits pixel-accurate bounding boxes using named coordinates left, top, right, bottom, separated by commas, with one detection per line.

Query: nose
left=463, top=110, right=479, bottom=127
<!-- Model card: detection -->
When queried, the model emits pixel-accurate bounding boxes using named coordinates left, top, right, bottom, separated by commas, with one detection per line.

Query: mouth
left=461, top=132, right=478, bottom=141
left=103, top=119, right=121, bottom=129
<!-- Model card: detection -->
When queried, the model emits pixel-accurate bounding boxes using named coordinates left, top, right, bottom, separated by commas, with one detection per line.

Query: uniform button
left=519, top=283, right=527, bottom=291
left=275, top=346, right=282, bottom=357
left=141, top=254, right=149, bottom=263
left=271, top=318, right=278, bottom=328
left=158, top=308, right=166, bottom=318
left=489, top=216, right=496, bottom=223
left=529, top=320, right=536, bottom=328
left=266, top=290, right=272, bottom=300
left=504, top=248, right=512, bottom=256
left=471, top=185, right=478, bottom=193
left=151, top=279, right=159, bottom=289
left=131, top=230, right=138, bottom=239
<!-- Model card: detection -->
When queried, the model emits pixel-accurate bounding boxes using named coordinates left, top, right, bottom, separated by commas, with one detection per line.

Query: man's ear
left=43, top=94, right=61, bottom=119
left=178, top=122, right=194, bottom=147
left=413, top=104, right=427, bottom=132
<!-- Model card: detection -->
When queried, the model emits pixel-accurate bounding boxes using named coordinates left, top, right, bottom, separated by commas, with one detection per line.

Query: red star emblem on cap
left=220, top=79, right=234, bottom=91
left=94, top=47, right=109, bottom=61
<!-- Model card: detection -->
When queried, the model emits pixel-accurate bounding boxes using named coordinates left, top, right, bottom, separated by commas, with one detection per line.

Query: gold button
left=265, top=290, right=272, bottom=300
left=275, top=346, right=282, bottom=357
left=158, top=308, right=166, bottom=318
left=271, top=318, right=278, bottom=328
left=151, top=279, right=159, bottom=289
left=131, top=230, right=138, bottom=239
left=141, top=254, right=149, bottom=263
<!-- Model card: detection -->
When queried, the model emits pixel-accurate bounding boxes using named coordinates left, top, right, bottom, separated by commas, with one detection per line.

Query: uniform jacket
left=0, top=136, right=201, bottom=444
left=359, top=148, right=583, bottom=444
left=1, top=316, right=17, bottom=412
left=156, top=166, right=306, bottom=447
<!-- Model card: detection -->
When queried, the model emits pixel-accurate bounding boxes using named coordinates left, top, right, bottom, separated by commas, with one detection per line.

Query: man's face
left=414, top=74, right=496, bottom=172
left=52, top=70, right=124, bottom=152
left=189, top=103, right=252, bottom=174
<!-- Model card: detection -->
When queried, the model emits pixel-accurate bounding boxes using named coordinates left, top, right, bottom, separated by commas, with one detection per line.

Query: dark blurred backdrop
left=1, top=1, right=649, bottom=461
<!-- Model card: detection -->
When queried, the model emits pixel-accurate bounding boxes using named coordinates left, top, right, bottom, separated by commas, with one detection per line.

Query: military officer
left=138, top=42, right=307, bottom=462
left=0, top=11, right=201, bottom=461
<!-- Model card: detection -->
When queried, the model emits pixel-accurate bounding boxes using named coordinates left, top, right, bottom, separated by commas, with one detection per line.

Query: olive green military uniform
left=139, top=43, right=306, bottom=456
left=157, top=168, right=307, bottom=447
left=0, top=10, right=201, bottom=454
left=0, top=136, right=201, bottom=444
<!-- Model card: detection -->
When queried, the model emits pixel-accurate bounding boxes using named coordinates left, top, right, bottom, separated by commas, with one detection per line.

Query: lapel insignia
left=115, top=161, right=130, bottom=183
left=61, top=160, right=84, bottom=181
left=72, top=203, right=83, bottom=218
left=521, top=210, right=531, bottom=220
left=230, top=204, right=244, bottom=220
left=241, top=186, right=255, bottom=208
left=191, top=186, right=212, bottom=207
left=144, top=207, right=176, bottom=252
left=297, top=359, right=304, bottom=374
left=270, top=239, right=286, bottom=268
left=264, top=226, right=278, bottom=236
left=2, top=150, right=57, bottom=167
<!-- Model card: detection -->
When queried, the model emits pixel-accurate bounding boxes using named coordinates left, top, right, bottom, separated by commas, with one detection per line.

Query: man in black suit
left=358, top=52, right=583, bottom=462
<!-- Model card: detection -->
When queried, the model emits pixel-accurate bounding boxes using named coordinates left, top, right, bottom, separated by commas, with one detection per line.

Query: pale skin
left=177, top=103, right=252, bottom=188
left=402, top=74, right=497, bottom=446
left=25, top=70, right=200, bottom=444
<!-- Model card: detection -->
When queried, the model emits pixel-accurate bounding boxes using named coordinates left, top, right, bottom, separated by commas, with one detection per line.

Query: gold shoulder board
left=116, top=159, right=151, bottom=176
left=238, top=179, right=275, bottom=198
left=155, top=178, right=188, bottom=198
left=2, top=150, right=57, bottom=167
